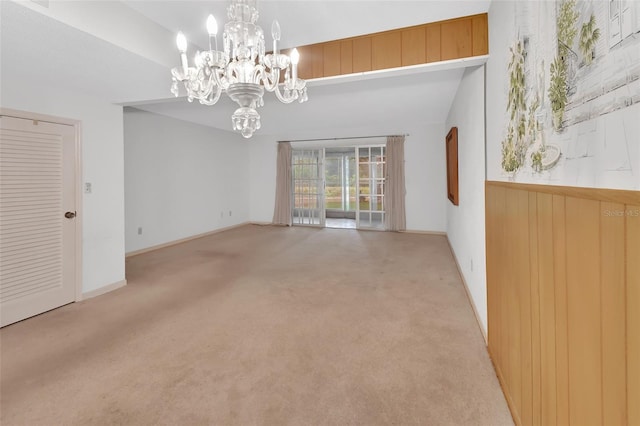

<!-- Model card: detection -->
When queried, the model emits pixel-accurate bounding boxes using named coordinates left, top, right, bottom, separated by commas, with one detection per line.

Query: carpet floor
left=1, top=225, right=512, bottom=425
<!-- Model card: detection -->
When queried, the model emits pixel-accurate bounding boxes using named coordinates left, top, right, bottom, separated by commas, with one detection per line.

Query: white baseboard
left=125, top=222, right=251, bottom=258
left=401, top=229, right=447, bottom=236
left=445, top=236, right=488, bottom=345
left=82, top=279, right=127, bottom=300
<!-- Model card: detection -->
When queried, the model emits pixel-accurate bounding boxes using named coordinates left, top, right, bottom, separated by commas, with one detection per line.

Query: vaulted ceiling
left=1, top=0, right=491, bottom=140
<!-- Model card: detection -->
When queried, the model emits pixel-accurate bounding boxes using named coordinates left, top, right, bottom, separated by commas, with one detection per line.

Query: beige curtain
left=272, top=142, right=292, bottom=226
left=385, top=135, right=406, bottom=231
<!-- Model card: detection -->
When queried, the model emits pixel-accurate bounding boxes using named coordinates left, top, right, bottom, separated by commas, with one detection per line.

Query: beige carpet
left=1, top=225, right=512, bottom=425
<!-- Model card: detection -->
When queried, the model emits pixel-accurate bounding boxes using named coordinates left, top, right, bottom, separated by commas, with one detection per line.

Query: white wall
left=14, top=0, right=176, bottom=68
left=445, top=65, right=488, bottom=333
left=247, top=123, right=447, bottom=233
left=248, top=135, right=278, bottom=224
left=1, top=83, right=126, bottom=294
left=124, top=108, right=250, bottom=253
left=405, top=123, right=447, bottom=232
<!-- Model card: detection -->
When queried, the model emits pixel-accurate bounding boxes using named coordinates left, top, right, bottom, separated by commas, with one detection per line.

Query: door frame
left=1, top=107, right=83, bottom=302
left=291, top=147, right=326, bottom=227
left=355, top=144, right=386, bottom=230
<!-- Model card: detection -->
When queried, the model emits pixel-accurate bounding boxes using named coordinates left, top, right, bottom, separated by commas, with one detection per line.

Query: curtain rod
left=280, top=133, right=409, bottom=143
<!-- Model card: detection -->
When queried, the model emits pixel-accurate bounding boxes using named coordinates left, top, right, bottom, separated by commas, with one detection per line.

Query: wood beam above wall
left=290, top=13, right=488, bottom=80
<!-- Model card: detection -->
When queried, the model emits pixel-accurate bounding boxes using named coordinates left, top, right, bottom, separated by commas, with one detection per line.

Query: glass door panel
left=356, top=145, right=386, bottom=229
left=292, top=149, right=324, bottom=226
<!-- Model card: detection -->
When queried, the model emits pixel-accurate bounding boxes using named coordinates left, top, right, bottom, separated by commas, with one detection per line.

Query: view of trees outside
left=358, top=147, right=385, bottom=213
left=292, top=147, right=386, bottom=214
left=292, top=151, right=323, bottom=225
left=325, top=155, right=357, bottom=210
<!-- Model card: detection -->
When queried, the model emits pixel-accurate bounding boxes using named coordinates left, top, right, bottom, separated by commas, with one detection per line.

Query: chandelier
left=170, top=0, right=309, bottom=138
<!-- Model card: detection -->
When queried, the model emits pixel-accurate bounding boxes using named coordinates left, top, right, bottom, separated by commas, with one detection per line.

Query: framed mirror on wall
left=446, top=127, right=459, bottom=206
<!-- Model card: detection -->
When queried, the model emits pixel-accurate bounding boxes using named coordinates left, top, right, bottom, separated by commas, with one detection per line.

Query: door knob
left=64, top=211, right=76, bottom=219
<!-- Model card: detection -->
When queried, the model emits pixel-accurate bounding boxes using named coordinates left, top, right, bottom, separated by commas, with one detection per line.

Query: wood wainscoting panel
left=486, top=181, right=640, bottom=426
left=486, top=183, right=501, bottom=364
left=497, top=186, right=511, bottom=408
left=506, top=190, right=523, bottom=418
left=565, top=197, right=602, bottom=426
left=552, top=194, right=569, bottom=426
left=600, top=202, right=627, bottom=426
left=515, top=190, right=532, bottom=426
left=537, top=193, right=557, bottom=426
left=528, top=192, right=541, bottom=426
left=628, top=205, right=640, bottom=426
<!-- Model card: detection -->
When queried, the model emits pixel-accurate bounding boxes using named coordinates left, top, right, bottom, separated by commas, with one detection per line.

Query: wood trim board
left=292, top=13, right=488, bottom=80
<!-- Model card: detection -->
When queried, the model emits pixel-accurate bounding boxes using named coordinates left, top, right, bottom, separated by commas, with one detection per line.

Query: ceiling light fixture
left=170, top=0, right=309, bottom=138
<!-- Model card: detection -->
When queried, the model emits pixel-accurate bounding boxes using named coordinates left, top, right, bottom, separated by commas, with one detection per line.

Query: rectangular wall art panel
left=487, top=0, right=640, bottom=191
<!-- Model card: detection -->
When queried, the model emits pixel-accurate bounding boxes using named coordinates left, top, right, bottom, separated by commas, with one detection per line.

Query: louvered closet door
left=0, top=116, right=77, bottom=327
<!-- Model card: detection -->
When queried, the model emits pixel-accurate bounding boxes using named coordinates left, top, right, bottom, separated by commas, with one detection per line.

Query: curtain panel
left=272, top=142, right=292, bottom=226
left=384, top=135, right=406, bottom=231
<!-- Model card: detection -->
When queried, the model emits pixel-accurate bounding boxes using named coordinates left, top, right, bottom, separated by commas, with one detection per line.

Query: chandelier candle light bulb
left=272, top=20, right=281, bottom=55
left=206, top=14, right=218, bottom=51
left=291, top=48, right=299, bottom=82
left=170, top=0, right=308, bottom=138
left=176, top=31, right=188, bottom=74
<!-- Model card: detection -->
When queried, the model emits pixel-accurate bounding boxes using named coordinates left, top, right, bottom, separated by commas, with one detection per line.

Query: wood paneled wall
left=485, top=181, right=640, bottom=426
left=293, top=14, right=488, bottom=80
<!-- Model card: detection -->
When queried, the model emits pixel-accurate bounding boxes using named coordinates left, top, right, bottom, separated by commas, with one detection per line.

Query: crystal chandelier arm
left=193, top=69, right=214, bottom=98
left=198, top=84, right=223, bottom=106
left=260, top=67, right=281, bottom=92
left=253, top=64, right=267, bottom=85
left=211, top=65, right=230, bottom=90
left=272, top=82, right=298, bottom=104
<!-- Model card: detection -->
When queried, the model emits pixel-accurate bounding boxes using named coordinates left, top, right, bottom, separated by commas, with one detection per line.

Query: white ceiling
left=1, top=0, right=491, bottom=140
left=123, top=0, right=492, bottom=51
left=131, top=67, right=466, bottom=139
left=0, top=1, right=170, bottom=105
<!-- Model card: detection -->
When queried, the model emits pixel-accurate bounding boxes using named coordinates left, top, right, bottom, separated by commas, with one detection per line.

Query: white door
left=1, top=116, right=78, bottom=327
left=291, top=148, right=325, bottom=227
left=356, top=145, right=386, bottom=229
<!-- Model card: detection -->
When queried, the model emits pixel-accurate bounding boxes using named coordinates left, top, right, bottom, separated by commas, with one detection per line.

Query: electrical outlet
left=84, top=182, right=92, bottom=194
left=137, top=227, right=142, bottom=235
left=229, top=210, right=232, bottom=217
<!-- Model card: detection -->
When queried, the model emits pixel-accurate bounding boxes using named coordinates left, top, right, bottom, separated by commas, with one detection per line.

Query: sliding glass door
left=325, top=149, right=356, bottom=219
left=292, top=149, right=325, bottom=226
left=356, top=146, right=386, bottom=229
left=290, top=145, right=386, bottom=230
